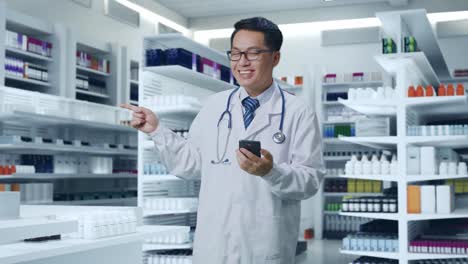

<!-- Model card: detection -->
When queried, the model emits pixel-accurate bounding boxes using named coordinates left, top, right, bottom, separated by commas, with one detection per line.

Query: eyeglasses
left=227, top=49, right=274, bottom=61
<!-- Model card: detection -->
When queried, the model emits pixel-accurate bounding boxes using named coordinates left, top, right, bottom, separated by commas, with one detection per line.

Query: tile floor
left=295, top=239, right=355, bottom=264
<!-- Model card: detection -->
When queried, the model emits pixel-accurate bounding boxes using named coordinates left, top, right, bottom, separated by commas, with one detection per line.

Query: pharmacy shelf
left=375, top=52, right=439, bottom=86
left=324, top=192, right=383, bottom=197
left=407, top=253, right=468, bottom=260
left=407, top=208, right=468, bottom=221
left=338, top=98, right=397, bottom=116
left=76, top=65, right=110, bottom=77
left=275, top=79, right=302, bottom=91
left=406, top=174, right=468, bottom=182
left=338, top=136, right=398, bottom=149
left=76, top=89, right=110, bottom=99
left=323, top=138, right=353, bottom=145
left=130, top=100, right=138, bottom=105
left=145, top=34, right=229, bottom=65
left=324, top=156, right=352, bottom=161
left=150, top=106, right=201, bottom=117
left=404, top=95, right=468, bottom=121
left=0, top=217, right=77, bottom=244
left=51, top=197, right=137, bottom=206
left=0, top=225, right=182, bottom=264
left=5, top=47, right=53, bottom=62
left=144, top=66, right=236, bottom=92
left=0, top=110, right=134, bottom=132
left=322, top=101, right=343, bottom=106
left=143, top=242, right=193, bottom=251
left=144, top=209, right=198, bottom=217
left=407, top=135, right=468, bottom=149
left=5, top=75, right=51, bottom=87
left=324, top=211, right=340, bottom=215
left=130, top=80, right=139, bottom=85
left=339, top=249, right=399, bottom=260
left=323, top=120, right=356, bottom=125
left=142, top=175, right=184, bottom=182
left=0, top=173, right=137, bottom=183
left=339, top=174, right=398, bottom=182
left=0, top=142, right=137, bottom=156
left=339, top=212, right=399, bottom=220
left=322, top=81, right=383, bottom=88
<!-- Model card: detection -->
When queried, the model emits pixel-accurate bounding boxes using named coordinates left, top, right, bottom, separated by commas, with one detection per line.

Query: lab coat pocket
left=253, top=212, right=282, bottom=264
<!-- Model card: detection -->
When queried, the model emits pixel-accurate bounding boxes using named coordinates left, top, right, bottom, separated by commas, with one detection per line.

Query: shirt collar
left=239, top=80, right=277, bottom=107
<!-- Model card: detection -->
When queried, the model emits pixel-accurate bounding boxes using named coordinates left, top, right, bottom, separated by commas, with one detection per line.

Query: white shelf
left=0, top=142, right=137, bottom=156
left=0, top=173, right=136, bottom=183
left=76, top=65, right=110, bottom=77
left=130, top=80, right=139, bottom=85
left=407, top=135, right=468, bottom=149
left=142, top=175, right=183, bottom=182
left=50, top=197, right=137, bottom=206
left=144, top=208, right=197, bottom=217
left=338, top=136, right=398, bottom=149
left=339, top=249, right=399, bottom=259
left=407, top=208, right=468, bottom=221
left=5, top=47, right=53, bottom=62
left=0, top=111, right=135, bottom=132
left=145, top=33, right=229, bottom=65
left=322, top=101, right=343, bottom=106
left=404, top=95, right=468, bottom=121
left=322, top=81, right=383, bottom=88
left=407, top=252, right=468, bottom=260
left=324, top=211, right=340, bottom=215
left=0, top=225, right=180, bottom=264
left=275, top=79, right=302, bottom=90
left=76, top=89, right=110, bottom=99
left=339, top=174, right=398, bottom=182
left=0, top=217, right=77, bottom=244
left=375, top=52, right=439, bottom=86
left=150, top=106, right=201, bottom=117
left=5, top=75, right=51, bottom=87
left=143, top=242, right=192, bottom=251
left=129, top=100, right=138, bottom=105
left=144, top=65, right=236, bottom=92
left=323, top=120, right=356, bottom=124
left=338, top=98, right=397, bottom=116
left=323, top=138, right=353, bottom=145
left=406, top=174, right=468, bottom=182
left=323, top=156, right=351, bottom=161
left=324, top=192, right=383, bottom=197
left=339, top=212, right=399, bottom=220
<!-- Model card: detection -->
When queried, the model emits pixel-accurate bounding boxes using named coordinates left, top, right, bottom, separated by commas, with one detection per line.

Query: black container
left=165, top=48, right=193, bottom=69
left=220, top=65, right=231, bottom=83
left=145, top=49, right=166, bottom=67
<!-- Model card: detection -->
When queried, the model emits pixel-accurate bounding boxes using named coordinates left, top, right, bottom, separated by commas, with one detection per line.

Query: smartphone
left=239, top=140, right=261, bottom=157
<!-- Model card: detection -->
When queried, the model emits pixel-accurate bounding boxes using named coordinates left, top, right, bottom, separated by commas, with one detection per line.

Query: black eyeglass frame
left=226, top=49, right=275, bottom=61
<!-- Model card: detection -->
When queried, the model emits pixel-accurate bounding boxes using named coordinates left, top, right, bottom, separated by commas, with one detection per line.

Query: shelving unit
left=335, top=9, right=467, bottom=264
left=316, top=71, right=386, bottom=240
left=129, top=60, right=139, bottom=106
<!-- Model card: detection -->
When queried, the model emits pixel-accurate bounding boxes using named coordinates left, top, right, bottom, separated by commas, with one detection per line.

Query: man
left=122, top=17, right=324, bottom=264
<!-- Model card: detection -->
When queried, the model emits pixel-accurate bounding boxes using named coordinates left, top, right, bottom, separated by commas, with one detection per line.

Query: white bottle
left=371, top=154, right=381, bottom=175
left=354, top=158, right=363, bottom=175
left=458, top=162, right=468, bottom=176
left=448, top=162, right=458, bottom=175
left=345, top=155, right=357, bottom=175
left=439, top=162, right=448, bottom=175
left=362, top=155, right=371, bottom=175
left=390, top=157, right=398, bottom=175
left=381, top=157, right=390, bottom=175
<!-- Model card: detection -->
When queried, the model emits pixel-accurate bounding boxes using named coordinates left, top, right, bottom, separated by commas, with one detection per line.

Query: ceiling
left=152, top=0, right=408, bottom=19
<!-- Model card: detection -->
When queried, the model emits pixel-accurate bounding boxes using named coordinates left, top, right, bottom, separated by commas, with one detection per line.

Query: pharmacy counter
left=0, top=225, right=181, bottom=264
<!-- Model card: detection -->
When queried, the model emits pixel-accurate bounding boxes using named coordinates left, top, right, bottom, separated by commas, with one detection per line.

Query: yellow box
left=455, top=183, right=464, bottom=194
left=364, top=180, right=373, bottom=193
left=348, top=179, right=356, bottom=193
left=372, top=181, right=382, bottom=193
left=356, top=180, right=365, bottom=193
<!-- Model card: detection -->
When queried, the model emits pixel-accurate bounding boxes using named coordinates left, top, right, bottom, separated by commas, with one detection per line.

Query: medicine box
left=421, top=185, right=436, bottom=214
left=407, top=146, right=421, bottom=175
left=420, top=147, right=437, bottom=175
left=355, top=117, right=392, bottom=137
left=0, top=192, right=20, bottom=220
left=436, top=185, right=455, bottom=214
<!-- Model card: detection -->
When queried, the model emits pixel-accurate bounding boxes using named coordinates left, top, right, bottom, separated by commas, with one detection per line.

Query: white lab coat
left=150, top=82, right=325, bottom=264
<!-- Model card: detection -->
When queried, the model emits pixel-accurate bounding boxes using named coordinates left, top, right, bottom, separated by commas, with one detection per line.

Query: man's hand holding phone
left=236, top=140, right=273, bottom=177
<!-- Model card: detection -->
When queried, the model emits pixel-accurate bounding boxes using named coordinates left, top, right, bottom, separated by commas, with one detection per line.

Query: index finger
left=120, top=104, right=142, bottom=113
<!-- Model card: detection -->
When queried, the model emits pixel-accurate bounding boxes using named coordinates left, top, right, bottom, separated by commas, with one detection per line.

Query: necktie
left=242, top=97, right=260, bottom=129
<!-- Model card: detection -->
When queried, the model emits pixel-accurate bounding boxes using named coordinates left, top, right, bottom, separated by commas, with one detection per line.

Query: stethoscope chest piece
left=273, top=131, right=286, bottom=144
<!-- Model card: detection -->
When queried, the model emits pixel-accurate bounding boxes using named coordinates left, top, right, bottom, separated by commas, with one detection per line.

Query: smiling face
left=230, top=30, right=280, bottom=97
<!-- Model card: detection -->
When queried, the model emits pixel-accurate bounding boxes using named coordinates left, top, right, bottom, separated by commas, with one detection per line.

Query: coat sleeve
left=148, top=111, right=203, bottom=180
left=261, top=108, right=325, bottom=200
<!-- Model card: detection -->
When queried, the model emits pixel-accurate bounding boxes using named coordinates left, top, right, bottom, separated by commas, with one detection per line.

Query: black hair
left=230, top=17, right=283, bottom=51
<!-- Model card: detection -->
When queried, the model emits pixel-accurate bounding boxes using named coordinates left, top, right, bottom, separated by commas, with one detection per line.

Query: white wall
left=3, top=0, right=157, bottom=61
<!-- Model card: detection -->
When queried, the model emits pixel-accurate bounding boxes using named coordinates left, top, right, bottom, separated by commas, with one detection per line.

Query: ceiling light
left=114, top=0, right=190, bottom=35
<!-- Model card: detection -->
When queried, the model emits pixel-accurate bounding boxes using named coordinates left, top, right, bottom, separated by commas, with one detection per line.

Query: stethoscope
left=210, top=85, right=286, bottom=165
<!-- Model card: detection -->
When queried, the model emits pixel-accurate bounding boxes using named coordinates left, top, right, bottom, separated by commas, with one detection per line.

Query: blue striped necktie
left=242, top=97, right=260, bottom=129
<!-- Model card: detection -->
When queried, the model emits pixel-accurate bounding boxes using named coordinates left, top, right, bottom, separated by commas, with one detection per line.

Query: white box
left=421, top=185, right=436, bottom=214
left=356, top=117, right=391, bottom=137
left=407, top=146, right=421, bottom=175
left=421, top=147, right=438, bottom=175
left=437, top=148, right=459, bottom=163
left=436, top=185, right=455, bottom=214
left=0, top=192, right=20, bottom=220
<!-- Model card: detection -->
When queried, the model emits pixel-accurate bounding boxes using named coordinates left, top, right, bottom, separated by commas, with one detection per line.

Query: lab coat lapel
left=243, top=87, right=282, bottom=140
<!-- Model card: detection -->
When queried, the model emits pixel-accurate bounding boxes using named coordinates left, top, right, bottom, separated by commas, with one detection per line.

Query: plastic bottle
left=426, top=85, right=435, bottom=96
left=408, top=85, right=416, bottom=97
left=362, top=155, right=372, bottom=175
left=447, top=83, right=455, bottom=96
left=372, top=154, right=381, bottom=175
left=416, top=85, right=425, bottom=97
left=390, top=155, right=399, bottom=175
left=438, top=84, right=447, bottom=96
left=381, top=157, right=390, bottom=175
left=456, top=83, right=465, bottom=96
